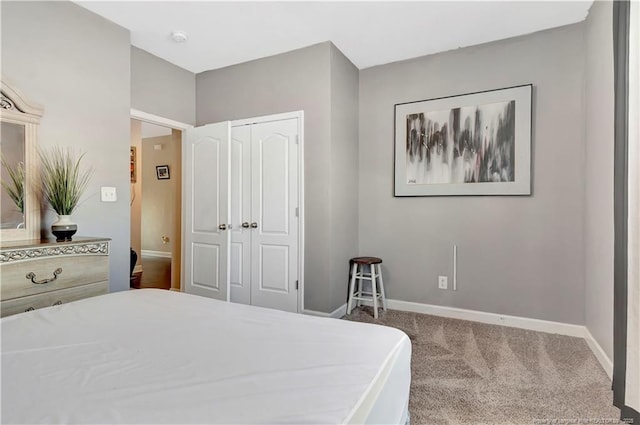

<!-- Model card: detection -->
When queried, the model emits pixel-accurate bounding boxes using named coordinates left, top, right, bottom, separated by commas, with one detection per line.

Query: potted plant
left=39, top=147, right=93, bottom=241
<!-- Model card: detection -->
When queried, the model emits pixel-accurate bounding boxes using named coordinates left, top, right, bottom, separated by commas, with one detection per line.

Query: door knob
left=242, top=222, right=250, bottom=228
left=218, top=224, right=227, bottom=231
left=251, top=222, right=258, bottom=229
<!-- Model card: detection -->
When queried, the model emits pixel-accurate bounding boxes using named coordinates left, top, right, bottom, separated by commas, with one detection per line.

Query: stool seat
left=347, top=257, right=386, bottom=319
left=350, top=256, right=382, bottom=265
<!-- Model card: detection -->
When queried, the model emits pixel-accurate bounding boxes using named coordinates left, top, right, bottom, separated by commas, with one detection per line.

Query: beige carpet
left=345, top=307, right=622, bottom=425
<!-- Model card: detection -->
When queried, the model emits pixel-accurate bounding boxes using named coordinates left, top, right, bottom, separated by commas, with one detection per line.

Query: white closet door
left=229, top=125, right=251, bottom=305
left=183, top=122, right=230, bottom=301
left=250, top=118, right=299, bottom=313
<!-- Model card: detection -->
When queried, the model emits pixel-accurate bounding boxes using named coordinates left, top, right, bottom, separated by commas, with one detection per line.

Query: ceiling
left=140, top=121, right=172, bottom=139
left=77, top=1, right=593, bottom=74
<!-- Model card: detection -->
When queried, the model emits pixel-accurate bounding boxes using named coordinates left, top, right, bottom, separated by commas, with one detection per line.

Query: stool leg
left=371, top=264, right=379, bottom=319
left=377, top=264, right=387, bottom=311
left=357, top=265, right=363, bottom=307
left=346, top=262, right=358, bottom=315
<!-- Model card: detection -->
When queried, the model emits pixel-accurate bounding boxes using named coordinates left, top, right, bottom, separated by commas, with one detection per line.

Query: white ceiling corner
left=76, top=1, right=593, bottom=74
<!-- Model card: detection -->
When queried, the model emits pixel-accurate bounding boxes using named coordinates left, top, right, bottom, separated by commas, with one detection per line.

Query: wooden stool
left=347, top=257, right=387, bottom=319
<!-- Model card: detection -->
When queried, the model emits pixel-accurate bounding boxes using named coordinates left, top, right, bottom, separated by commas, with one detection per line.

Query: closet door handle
left=250, top=222, right=258, bottom=229
left=218, top=224, right=227, bottom=231
left=242, top=222, right=250, bottom=228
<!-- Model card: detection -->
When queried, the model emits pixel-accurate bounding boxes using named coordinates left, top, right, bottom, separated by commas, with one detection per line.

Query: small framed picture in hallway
left=156, top=165, right=170, bottom=180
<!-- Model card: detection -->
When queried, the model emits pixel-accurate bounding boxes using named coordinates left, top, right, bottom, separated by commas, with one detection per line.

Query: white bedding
left=1, top=289, right=411, bottom=424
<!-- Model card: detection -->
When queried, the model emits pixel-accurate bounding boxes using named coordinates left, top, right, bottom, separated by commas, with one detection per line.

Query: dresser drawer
left=0, top=281, right=108, bottom=317
left=1, top=255, right=108, bottom=301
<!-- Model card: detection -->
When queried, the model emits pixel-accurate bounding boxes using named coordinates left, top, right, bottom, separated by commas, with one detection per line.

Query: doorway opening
left=130, top=118, right=182, bottom=291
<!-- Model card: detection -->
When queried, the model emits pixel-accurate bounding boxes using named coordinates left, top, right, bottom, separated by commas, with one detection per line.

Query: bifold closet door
left=229, top=118, right=300, bottom=312
left=249, top=118, right=299, bottom=313
left=229, top=125, right=251, bottom=305
left=183, top=122, right=230, bottom=301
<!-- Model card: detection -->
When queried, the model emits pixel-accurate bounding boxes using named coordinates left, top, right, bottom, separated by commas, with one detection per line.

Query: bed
left=1, top=289, right=411, bottom=424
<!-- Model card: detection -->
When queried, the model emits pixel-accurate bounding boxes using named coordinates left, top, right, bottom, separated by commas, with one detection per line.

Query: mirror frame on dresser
left=0, top=76, right=43, bottom=242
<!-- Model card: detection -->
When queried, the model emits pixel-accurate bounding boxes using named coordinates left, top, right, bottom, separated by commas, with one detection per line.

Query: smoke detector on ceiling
left=170, top=31, right=188, bottom=43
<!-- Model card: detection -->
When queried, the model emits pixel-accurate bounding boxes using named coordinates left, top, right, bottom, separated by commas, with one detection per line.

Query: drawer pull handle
left=53, top=301, right=62, bottom=306
left=26, top=268, right=63, bottom=284
left=25, top=307, right=35, bottom=312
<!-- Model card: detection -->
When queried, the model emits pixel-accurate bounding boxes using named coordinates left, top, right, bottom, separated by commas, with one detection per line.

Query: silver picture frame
left=394, top=84, right=532, bottom=196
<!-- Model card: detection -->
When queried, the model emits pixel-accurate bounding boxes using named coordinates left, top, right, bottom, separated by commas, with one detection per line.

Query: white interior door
left=229, top=125, right=251, bottom=305
left=183, top=122, right=230, bottom=301
left=250, top=118, right=299, bottom=313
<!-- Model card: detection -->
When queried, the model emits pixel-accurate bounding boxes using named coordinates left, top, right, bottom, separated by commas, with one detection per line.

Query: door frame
left=231, top=111, right=305, bottom=313
left=130, top=109, right=193, bottom=292
left=131, top=109, right=194, bottom=132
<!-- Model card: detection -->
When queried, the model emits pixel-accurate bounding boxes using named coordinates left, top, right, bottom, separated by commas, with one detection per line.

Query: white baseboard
left=584, top=328, right=613, bottom=379
left=331, top=303, right=347, bottom=318
left=354, top=298, right=612, bottom=377
left=141, top=250, right=172, bottom=259
left=361, top=298, right=585, bottom=337
left=303, top=303, right=347, bottom=319
left=303, top=309, right=330, bottom=317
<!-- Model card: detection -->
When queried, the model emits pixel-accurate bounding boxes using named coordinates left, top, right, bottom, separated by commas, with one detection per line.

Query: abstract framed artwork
left=394, top=84, right=532, bottom=196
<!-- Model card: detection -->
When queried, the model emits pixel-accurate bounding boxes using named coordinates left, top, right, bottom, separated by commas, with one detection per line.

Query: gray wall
left=196, top=43, right=334, bottom=312
left=131, top=46, right=196, bottom=125
left=329, top=44, right=360, bottom=311
left=358, top=24, right=587, bottom=324
left=3, top=1, right=609, bottom=327
left=1, top=1, right=131, bottom=292
left=584, top=1, right=614, bottom=360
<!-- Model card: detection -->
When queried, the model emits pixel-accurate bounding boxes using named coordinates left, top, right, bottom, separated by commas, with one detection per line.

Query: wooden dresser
left=0, top=237, right=110, bottom=317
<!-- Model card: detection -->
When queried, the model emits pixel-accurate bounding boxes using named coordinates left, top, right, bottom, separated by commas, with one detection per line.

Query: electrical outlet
left=438, top=275, right=448, bottom=290
left=101, top=187, right=117, bottom=202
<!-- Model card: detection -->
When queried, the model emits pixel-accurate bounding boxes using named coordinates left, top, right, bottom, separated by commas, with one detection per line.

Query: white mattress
left=1, top=289, right=411, bottom=424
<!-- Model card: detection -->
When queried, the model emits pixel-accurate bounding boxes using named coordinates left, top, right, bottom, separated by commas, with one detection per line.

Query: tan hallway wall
left=130, top=120, right=142, bottom=266
left=141, top=135, right=180, bottom=255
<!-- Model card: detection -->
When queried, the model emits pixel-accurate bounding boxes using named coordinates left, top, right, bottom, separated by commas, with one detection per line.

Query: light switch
left=101, top=187, right=117, bottom=202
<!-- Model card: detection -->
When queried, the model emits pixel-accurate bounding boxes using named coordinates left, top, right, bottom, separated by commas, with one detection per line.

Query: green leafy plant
left=39, top=147, right=93, bottom=215
left=1, top=155, right=25, bottom=214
